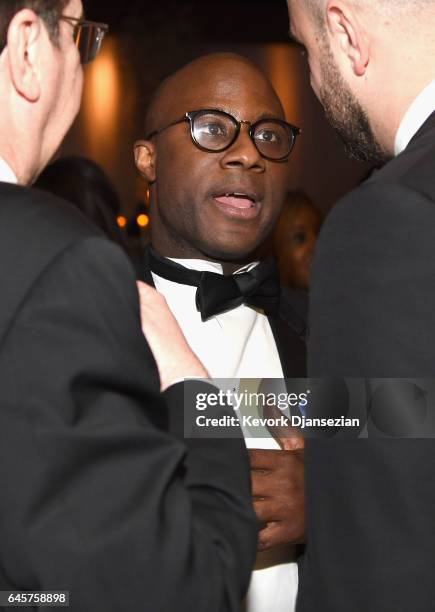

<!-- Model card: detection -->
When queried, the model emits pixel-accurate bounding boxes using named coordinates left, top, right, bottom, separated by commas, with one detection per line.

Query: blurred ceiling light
left=137, top=214, right=149, bottom=228
left=83, top=39, right=120, bottom=160
left=117, top=215, right=127, bottom=228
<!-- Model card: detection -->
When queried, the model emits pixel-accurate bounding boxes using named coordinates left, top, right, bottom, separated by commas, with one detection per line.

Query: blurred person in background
left=35, top=155, right=125, bottom=246
left=273, top=192, right=322, bottom=291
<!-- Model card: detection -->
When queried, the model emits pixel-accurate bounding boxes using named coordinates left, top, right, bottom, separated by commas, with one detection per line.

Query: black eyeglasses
left=146, top=109, right=301, bottom=161
left=61, top=16, right=108, bottom=64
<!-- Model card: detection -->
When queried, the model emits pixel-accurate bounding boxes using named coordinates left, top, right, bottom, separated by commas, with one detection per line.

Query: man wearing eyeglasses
left=135, top=52, right=307, bottom=612
left=0, top=2, right=258, bottom=610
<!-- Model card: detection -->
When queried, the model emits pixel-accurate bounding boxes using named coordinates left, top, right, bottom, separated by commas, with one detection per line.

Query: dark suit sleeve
left=0, top=237, right=257, bottom=612
left=298, top=182, right=435, bottom=612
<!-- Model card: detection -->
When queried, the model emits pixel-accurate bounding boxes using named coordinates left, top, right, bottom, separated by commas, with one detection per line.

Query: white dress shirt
left=395, top=79, right=435, bottom=156
left=0, top=156, right=18, bottom=184
left=152, top=257, right=299, bottom=612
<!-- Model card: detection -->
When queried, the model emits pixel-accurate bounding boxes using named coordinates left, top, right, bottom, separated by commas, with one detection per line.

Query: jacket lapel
left=268, top=287, right=307, bottom=378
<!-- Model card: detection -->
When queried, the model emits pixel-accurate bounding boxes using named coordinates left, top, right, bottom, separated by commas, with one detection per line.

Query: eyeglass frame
left=145, top=108, right=301, bottom=162
left=0, top=14, right=108, bottom=60
left=60, top=15, right=109, bottom=64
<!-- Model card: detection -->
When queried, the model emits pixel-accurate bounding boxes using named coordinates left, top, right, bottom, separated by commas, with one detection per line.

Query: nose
left=220, top=124, right=266, bottom=173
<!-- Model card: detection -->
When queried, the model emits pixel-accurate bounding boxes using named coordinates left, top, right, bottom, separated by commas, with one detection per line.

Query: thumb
left=264, top=403, right=305, bottom=451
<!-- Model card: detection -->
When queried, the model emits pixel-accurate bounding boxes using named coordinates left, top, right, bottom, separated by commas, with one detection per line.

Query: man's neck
left=150, top=242, right=257, bottom=276
left=0, top=106, right=42, bottom=185
left=366, top=32, right=435, bottom=155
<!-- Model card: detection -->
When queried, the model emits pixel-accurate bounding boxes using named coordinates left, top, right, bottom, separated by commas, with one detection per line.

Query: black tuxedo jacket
left=0, top=183, right=258, bottom=611
left=138, top=248, right=307, bottom=380
left=298, top=112, right=435, bottom=612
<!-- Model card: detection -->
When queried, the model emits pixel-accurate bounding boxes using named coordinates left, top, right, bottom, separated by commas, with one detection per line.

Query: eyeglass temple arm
left=145, top=114, right=189, bottom=140
left=62, top=15, right=109, bottom=30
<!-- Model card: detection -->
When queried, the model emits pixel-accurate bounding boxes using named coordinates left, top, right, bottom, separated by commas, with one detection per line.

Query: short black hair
left=0, top=0, right=69, bottom=54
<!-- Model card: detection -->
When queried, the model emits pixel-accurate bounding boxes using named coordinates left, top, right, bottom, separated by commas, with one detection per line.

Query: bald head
left=305, top=0, right=435, bottom=11
left=145, top=53, right=285, bottom=136
left=303, top=0, right=435, bottom=28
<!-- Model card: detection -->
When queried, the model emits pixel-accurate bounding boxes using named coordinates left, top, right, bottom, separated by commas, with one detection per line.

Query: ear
left=134, top=140, right=157, bottom=182
left=326, top=1, right=369, bottom=77
left=6, top=9, right=45, bottom=102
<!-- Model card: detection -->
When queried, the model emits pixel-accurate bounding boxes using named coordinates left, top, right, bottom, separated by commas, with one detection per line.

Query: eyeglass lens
left=74, top=23, right=106, bottom=64
left=191, top=112, right=295, bottom=160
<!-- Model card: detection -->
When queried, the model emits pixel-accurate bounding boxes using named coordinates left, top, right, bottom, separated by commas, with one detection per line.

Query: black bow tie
left=148, top=248, right=281, bottom=321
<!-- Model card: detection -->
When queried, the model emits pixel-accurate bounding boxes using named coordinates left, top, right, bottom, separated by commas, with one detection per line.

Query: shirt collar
left=395, top=79, right=435, bottom=156
left=0, top=156, right=18, bottom=184
left=169, top=258, right=259, bottom=276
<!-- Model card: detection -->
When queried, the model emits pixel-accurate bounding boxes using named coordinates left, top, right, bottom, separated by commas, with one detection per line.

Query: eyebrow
left=255, top=111, right=286, bottom=121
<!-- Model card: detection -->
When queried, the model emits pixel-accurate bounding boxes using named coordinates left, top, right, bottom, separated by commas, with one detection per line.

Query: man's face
left=147, top=59, right=291, bottom=262
left=41, top=0, right=84, bottom=170
left=288, top=0, right=388, bottom=163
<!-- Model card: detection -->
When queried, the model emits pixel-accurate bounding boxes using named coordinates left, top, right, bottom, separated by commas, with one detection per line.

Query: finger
left=252, top=499, right=281, bottom=524
left=136, top=280, right=154, bottom=295
left=264, top=403, right=305, bottom=449
left=250, top=448, right=304, bottom=474
left=257, top=522, right=287, bottom=552
left=258, top=513, right=306, bottom=550
left=137, top=280, right=168, bottom=303
left=249, top=448, right=286, bottom=470
left=251, top=470, right=273, bottom=498
left=278, top=435, right=305, bottom=451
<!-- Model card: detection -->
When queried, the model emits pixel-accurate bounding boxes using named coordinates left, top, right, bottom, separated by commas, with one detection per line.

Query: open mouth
left=212, top=192, right=261, bottom=220
left=213, top=193, right=256, bottom=209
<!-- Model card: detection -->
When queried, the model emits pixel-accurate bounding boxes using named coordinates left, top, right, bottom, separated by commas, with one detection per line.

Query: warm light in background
left=265, top=44, right=302, bottom=126
left=263, top=43, right=304, bottom=188
left=117, top=215, right=127, bottom=228
left=82, top=39, right=120, bottom=163
left=137, top=214, right=150, bottom=228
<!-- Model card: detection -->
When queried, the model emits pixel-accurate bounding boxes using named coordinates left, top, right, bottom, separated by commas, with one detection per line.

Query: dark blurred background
left=61, top=0, right=373, bottom=228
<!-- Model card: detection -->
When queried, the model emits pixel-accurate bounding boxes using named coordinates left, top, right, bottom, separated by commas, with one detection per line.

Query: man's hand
left=250, top=446, right=305, bottom=551
left=249, top=402, right=305, bottom=551
left=137, top=281, right=209, bottom=390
